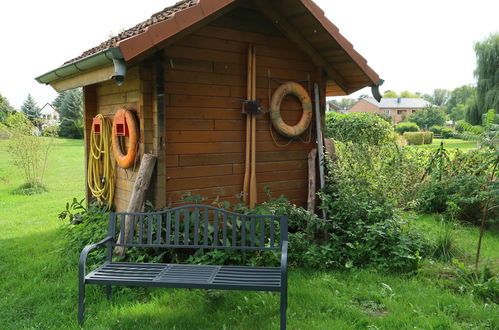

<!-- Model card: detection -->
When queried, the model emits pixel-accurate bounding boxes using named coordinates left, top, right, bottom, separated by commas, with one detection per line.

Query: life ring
left=112, top=108, right=139, bottom=169
left=270, top=81, right=313, bottom=138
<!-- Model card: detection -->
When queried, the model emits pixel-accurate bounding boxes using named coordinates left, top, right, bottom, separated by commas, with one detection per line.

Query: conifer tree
left=21, top=94, right=41, bottom=123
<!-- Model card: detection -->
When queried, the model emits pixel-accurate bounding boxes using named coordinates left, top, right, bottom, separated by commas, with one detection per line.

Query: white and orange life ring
left=112, top=108, right=139, bottom=169
left=270, top=81, right=313, bottom=138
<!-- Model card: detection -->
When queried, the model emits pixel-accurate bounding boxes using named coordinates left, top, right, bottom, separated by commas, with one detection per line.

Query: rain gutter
left=35, top=47, right=126, bottom=86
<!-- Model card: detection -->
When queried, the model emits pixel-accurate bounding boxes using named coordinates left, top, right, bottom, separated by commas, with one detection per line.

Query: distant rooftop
left=363, top=97, right=431, bottom=109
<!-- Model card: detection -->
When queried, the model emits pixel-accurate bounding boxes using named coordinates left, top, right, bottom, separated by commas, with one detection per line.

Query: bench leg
left=106, top=285, right=112, bottom=300
left=78, top=283, right=85, bottom=324
left=280, top=289, right=287, bottom=330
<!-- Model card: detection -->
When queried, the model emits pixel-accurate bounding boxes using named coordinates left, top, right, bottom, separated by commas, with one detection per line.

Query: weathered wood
left=115, top=153, right=157, bottom=255
left=307, top=148, right=317, bottom=212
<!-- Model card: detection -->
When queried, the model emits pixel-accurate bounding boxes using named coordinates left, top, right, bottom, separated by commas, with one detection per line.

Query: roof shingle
left=64, top=0, right=198, bottom=64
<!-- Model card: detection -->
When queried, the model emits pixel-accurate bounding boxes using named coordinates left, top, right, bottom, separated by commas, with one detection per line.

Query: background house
left=39, top=103, right=59, bottom=127
left=349, top=97, right=431, bottom=124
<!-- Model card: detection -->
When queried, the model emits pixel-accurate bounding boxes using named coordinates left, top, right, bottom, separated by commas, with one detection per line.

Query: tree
left=0, top=93, right=15, bottom=122
left=56, top=89, right=83, bottom=138
left=383, top=90, right=398, bottom=98
left=21, top=94, right=41, bottom=123
left=399, top=90, right=421, bottom=98
left=466, top=33, right=499, bottom=124
left=423, top=89, right=450, bottom=106
left=329, top=98, right=356, bottom=111
left=408, top=106, right=446, bottom=129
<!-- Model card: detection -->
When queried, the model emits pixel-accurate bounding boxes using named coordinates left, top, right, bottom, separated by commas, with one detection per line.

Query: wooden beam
left=252, top=0, right=349, bottom=94
left=50, top=65, right=115, bottom=92
left=307, top=148, right=317, bottom=212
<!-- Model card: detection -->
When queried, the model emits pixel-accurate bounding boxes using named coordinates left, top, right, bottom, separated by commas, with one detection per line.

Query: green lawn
left=410, top=138, right=478, bottom=151
left=0, top=138, right=497, bottom=329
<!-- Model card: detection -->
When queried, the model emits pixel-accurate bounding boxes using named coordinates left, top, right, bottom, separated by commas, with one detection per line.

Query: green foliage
left=395, top=122, right=420, bottom=134
left=423, top=89, right=450, bottom=106
left=3, top=112, right=54, bottom=191
left=318, top=140, right=429, bottom=272
left=55, top=89, right=83, bottom=139
left=0, top=92, right=15, bottom=122
left=60, top=199, right=111, bottom=267
left=408, top=106, right=446, bottom=128
left=440, top=128, right=455, bottom=139
left=328, top=98, right=356, bottom=111
left=469, top=33, right=499, bottom=125
left=430, top=220, right=462, bottom=263
left=429, top=125, right=444, bottom=135
left=10, top=181, right=48, bottom=195
left=373, top=112, right=393, bottom=124
left=403, top=132, right=433, bottom=145
left=325, top=112, right=395, bottom=145
left=455, top=120, right=472, bottom=132
left=453, top=260, right=499, bottom=304
left=417, top=149, right=498, bottom=225
left=482, top=109, right=498, bottom=127
left=42, top=125, right=60, bottom=137
left=447, top=85, right=475, bottom=117
left=400, top=90, right=421, bottom=98
left=383, top=90, right=398, bottom=98
left=21, top=94, right=41, bottom=123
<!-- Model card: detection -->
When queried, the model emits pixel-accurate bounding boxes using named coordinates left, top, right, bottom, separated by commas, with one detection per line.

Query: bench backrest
left=109, top=204, right=288, bottom=251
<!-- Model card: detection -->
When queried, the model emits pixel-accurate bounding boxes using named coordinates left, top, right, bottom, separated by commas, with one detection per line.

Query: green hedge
left=395, top=122, right=420, bottom=134
left=404, top=132, right=433, bottom=145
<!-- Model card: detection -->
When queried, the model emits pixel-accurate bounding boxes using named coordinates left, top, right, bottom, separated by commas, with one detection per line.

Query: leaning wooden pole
left=243, top=45, right=253, bottom=203
left=115, top=153, right=157, bottom=256
left=249, top=46, right=257, bottom=208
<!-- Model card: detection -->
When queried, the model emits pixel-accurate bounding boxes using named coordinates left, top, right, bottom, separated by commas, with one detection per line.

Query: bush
left=440, top=127, right=455, bottom=139
left=429, top=125, right=444, bottom=135
left=42, top=125, right=60, bottom=137
left=396, top=122, right=420, bottom=134
left=404, top=132, right=433, bottom=145
left=455, top=120, right=471, bottom=132
left=416, top=149, right=498, bottom=225
left=325, top=112, right=395, bottom=145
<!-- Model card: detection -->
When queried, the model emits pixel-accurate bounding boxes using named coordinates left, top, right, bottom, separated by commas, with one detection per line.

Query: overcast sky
left=0, top=0, right=497, bottom=109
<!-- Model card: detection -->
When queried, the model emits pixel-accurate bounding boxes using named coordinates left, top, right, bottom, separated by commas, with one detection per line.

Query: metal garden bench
left=78, top=204, right=289, bottom=329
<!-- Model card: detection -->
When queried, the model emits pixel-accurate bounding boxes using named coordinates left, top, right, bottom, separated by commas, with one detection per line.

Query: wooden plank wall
left=163, top=24, right=322, bottom=207
left=85, top=66, right=155, bottom=212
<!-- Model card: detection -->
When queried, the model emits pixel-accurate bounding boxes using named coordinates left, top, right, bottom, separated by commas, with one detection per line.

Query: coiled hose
left=87, top=114, right=115, bottom=205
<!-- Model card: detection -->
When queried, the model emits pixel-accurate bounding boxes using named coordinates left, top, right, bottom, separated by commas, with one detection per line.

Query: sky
left=0, top=0, right=497, bottom=109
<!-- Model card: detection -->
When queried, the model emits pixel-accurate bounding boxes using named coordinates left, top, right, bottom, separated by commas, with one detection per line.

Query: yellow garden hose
left=88, top=114, right=115, bottom=205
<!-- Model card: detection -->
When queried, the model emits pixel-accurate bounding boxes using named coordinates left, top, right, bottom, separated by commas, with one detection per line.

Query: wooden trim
left=51, top=65, right=115, bottom=92
left=252, top=0, right=349, bottom=94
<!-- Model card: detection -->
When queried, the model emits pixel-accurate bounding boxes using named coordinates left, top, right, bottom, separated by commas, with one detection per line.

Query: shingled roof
left=65, top=0, right=198, bottom=64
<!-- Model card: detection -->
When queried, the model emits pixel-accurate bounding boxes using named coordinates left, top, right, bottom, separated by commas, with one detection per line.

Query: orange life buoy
left=112, top=108, right=139, bottom=169
left=270, top=81, right=313, bottom=138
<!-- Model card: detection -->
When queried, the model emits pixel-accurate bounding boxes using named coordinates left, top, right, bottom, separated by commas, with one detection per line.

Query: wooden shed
left=36, top=0, right=381, bottom=211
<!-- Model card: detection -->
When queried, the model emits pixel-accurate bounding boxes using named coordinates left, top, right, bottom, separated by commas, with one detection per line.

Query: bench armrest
left=79, top=236, right=114, bottom=279
left=280, top=240, right=288, bottom=287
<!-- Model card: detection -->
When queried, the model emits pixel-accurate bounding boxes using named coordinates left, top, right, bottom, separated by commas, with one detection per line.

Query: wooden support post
left=307, top=148, right=317, bottom=213
left=115, top=153, right=157, bottom=256
left=323, top=138, right=338, bottom=165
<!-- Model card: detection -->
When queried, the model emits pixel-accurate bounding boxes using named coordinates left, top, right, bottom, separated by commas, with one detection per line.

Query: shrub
left=396, top=122, right=420, bottom=134
left=404, top=132, right=433, bottom=145
left=429, top=125, right=444, bottom=135
left=440, top=127, right=455, bottom=139
left=42, top=125, right=60, bottom=137
left=3, top=112, right=54, bottom=193
left=455, top=120, right=472, bottom=132
left=325, top=112, right=395, bottom=145
left=416, top=149, right=498, bottom=225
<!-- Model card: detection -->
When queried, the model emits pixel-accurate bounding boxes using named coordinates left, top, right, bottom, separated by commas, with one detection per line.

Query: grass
left=0, top=138, right=498, bottom=329
left=409, top=138, right=478, bottom=151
